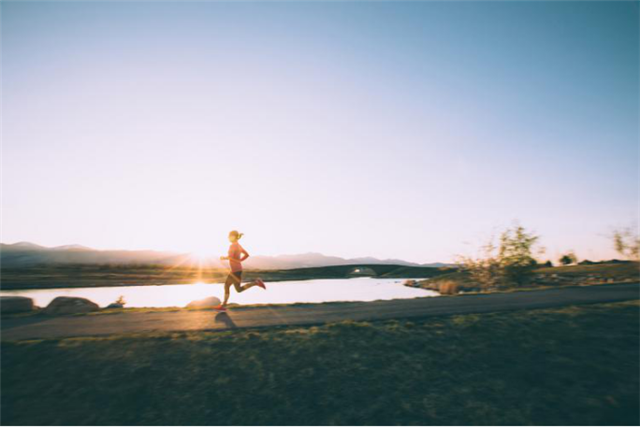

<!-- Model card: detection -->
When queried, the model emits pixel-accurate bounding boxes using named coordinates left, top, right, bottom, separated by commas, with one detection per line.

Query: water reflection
left=0, top=278, right=438, bottom=308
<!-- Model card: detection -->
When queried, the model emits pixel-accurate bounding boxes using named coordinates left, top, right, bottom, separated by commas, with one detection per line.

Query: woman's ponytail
left=229, top=230, right=244, bottom=240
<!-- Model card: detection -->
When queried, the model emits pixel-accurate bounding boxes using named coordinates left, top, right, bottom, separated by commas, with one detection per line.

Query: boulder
left=186, top=296, right=221, bottom=309
left=403, top=280, right=418, bottom=287
left=106, top=303, right=124, bottom=309
left=44, top=297, right=100, bottom=315
left=1, top=296, right=34, bottom=314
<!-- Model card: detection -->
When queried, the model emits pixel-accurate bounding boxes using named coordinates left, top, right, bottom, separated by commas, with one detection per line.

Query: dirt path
left=2, top=283, right=638, bottom=341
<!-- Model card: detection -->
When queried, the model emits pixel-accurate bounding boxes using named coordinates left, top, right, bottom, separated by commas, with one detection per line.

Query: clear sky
left=2, top=1, right=638, bottom=263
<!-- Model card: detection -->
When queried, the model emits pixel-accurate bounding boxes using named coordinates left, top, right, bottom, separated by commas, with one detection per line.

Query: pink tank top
left=228, top=243, right=244, bottom=272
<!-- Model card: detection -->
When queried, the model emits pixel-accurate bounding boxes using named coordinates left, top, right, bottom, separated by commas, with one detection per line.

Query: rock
left=1, top=296, right=34, bottom=314
left=418, top=281, right=439, bottom=291
left=44, top=297, right=100, bottom=315
left=106, top=303, right=124, bottom=309
left=186, top=296, right=221, bottom=309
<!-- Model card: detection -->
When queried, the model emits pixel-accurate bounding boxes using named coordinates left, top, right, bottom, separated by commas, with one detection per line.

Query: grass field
left=2, top=300, right=638, bottom=425
left=418, top=262, right=639, bottom=293
left=534, top=261, right=639, bottom=278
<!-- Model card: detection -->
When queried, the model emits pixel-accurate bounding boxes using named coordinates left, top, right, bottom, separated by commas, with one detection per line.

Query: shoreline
left=0, top=263, right=451, bottom=291
left=2, top=283, right=638, bottom=341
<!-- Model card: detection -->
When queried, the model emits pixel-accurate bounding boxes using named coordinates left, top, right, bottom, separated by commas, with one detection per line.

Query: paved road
left=2, top=283, right=638, bottom=341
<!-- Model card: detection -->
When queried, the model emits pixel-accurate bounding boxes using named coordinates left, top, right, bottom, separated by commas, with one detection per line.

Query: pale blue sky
left=2, top=1, right=638, bottom=262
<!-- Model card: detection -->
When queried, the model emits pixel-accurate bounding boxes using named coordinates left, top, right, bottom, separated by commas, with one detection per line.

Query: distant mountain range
left=0, top=242, right=453, bottom=269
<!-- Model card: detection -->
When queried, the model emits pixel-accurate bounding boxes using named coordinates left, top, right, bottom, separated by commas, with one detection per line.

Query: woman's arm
left=221, top=247, right=250, bottom=262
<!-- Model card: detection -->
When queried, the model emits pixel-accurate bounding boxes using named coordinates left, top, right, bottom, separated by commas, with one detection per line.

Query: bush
left=438, top=281, right=460, bottom=295
left=457, top=224, right=541, bottom=288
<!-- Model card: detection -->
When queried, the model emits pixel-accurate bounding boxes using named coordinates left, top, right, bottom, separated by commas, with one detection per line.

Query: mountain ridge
left=0, top=242, right=453, bottom=269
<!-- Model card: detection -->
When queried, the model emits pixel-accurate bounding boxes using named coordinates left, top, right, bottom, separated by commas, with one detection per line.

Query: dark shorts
left=225, top=271, right=243, bottom=291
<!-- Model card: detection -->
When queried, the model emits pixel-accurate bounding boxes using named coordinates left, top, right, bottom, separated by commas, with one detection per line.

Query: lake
left=0, top=277, right=438, bottom=308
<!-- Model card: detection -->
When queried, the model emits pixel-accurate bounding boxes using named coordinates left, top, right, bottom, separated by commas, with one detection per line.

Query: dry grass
left=2, top=300, right=638, bottom=425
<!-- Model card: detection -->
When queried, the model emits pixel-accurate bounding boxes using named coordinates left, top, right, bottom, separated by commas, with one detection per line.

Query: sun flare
left=190, top=249, right=215, bottom=260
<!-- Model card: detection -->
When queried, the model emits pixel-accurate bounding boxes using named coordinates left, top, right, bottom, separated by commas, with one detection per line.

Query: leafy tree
left=559, top=252, right=577, bottom=266
left=498, top=225, right=541, bottom=285
left=613, top=226, right=639, bottom=261
left=458, top=224, right=541, bottom=288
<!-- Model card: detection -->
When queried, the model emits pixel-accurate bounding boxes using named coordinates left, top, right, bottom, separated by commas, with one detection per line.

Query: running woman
left=215, top=230, right=266, bottom=311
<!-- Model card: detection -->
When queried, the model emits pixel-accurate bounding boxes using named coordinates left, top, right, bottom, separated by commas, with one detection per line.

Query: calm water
left=0, top=278, right=438, bottom=308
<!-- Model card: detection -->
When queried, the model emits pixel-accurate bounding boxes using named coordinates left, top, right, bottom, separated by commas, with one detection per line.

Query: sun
left=190, top=249, right=215, bottom=260
left=186, top=243, right=218, bottom=261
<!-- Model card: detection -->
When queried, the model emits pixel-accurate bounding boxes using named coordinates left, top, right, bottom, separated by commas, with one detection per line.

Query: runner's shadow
left=214, top=312, right=237, bottom=329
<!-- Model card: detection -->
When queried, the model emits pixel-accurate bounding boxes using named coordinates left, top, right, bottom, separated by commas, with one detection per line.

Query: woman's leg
left=233, top=279, right=258, bottom=293
left=229, top=272, right=261, bottom=293
left=222, top=278, right=233, bottom=306
left=220, top=273, right=263, bottom=309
